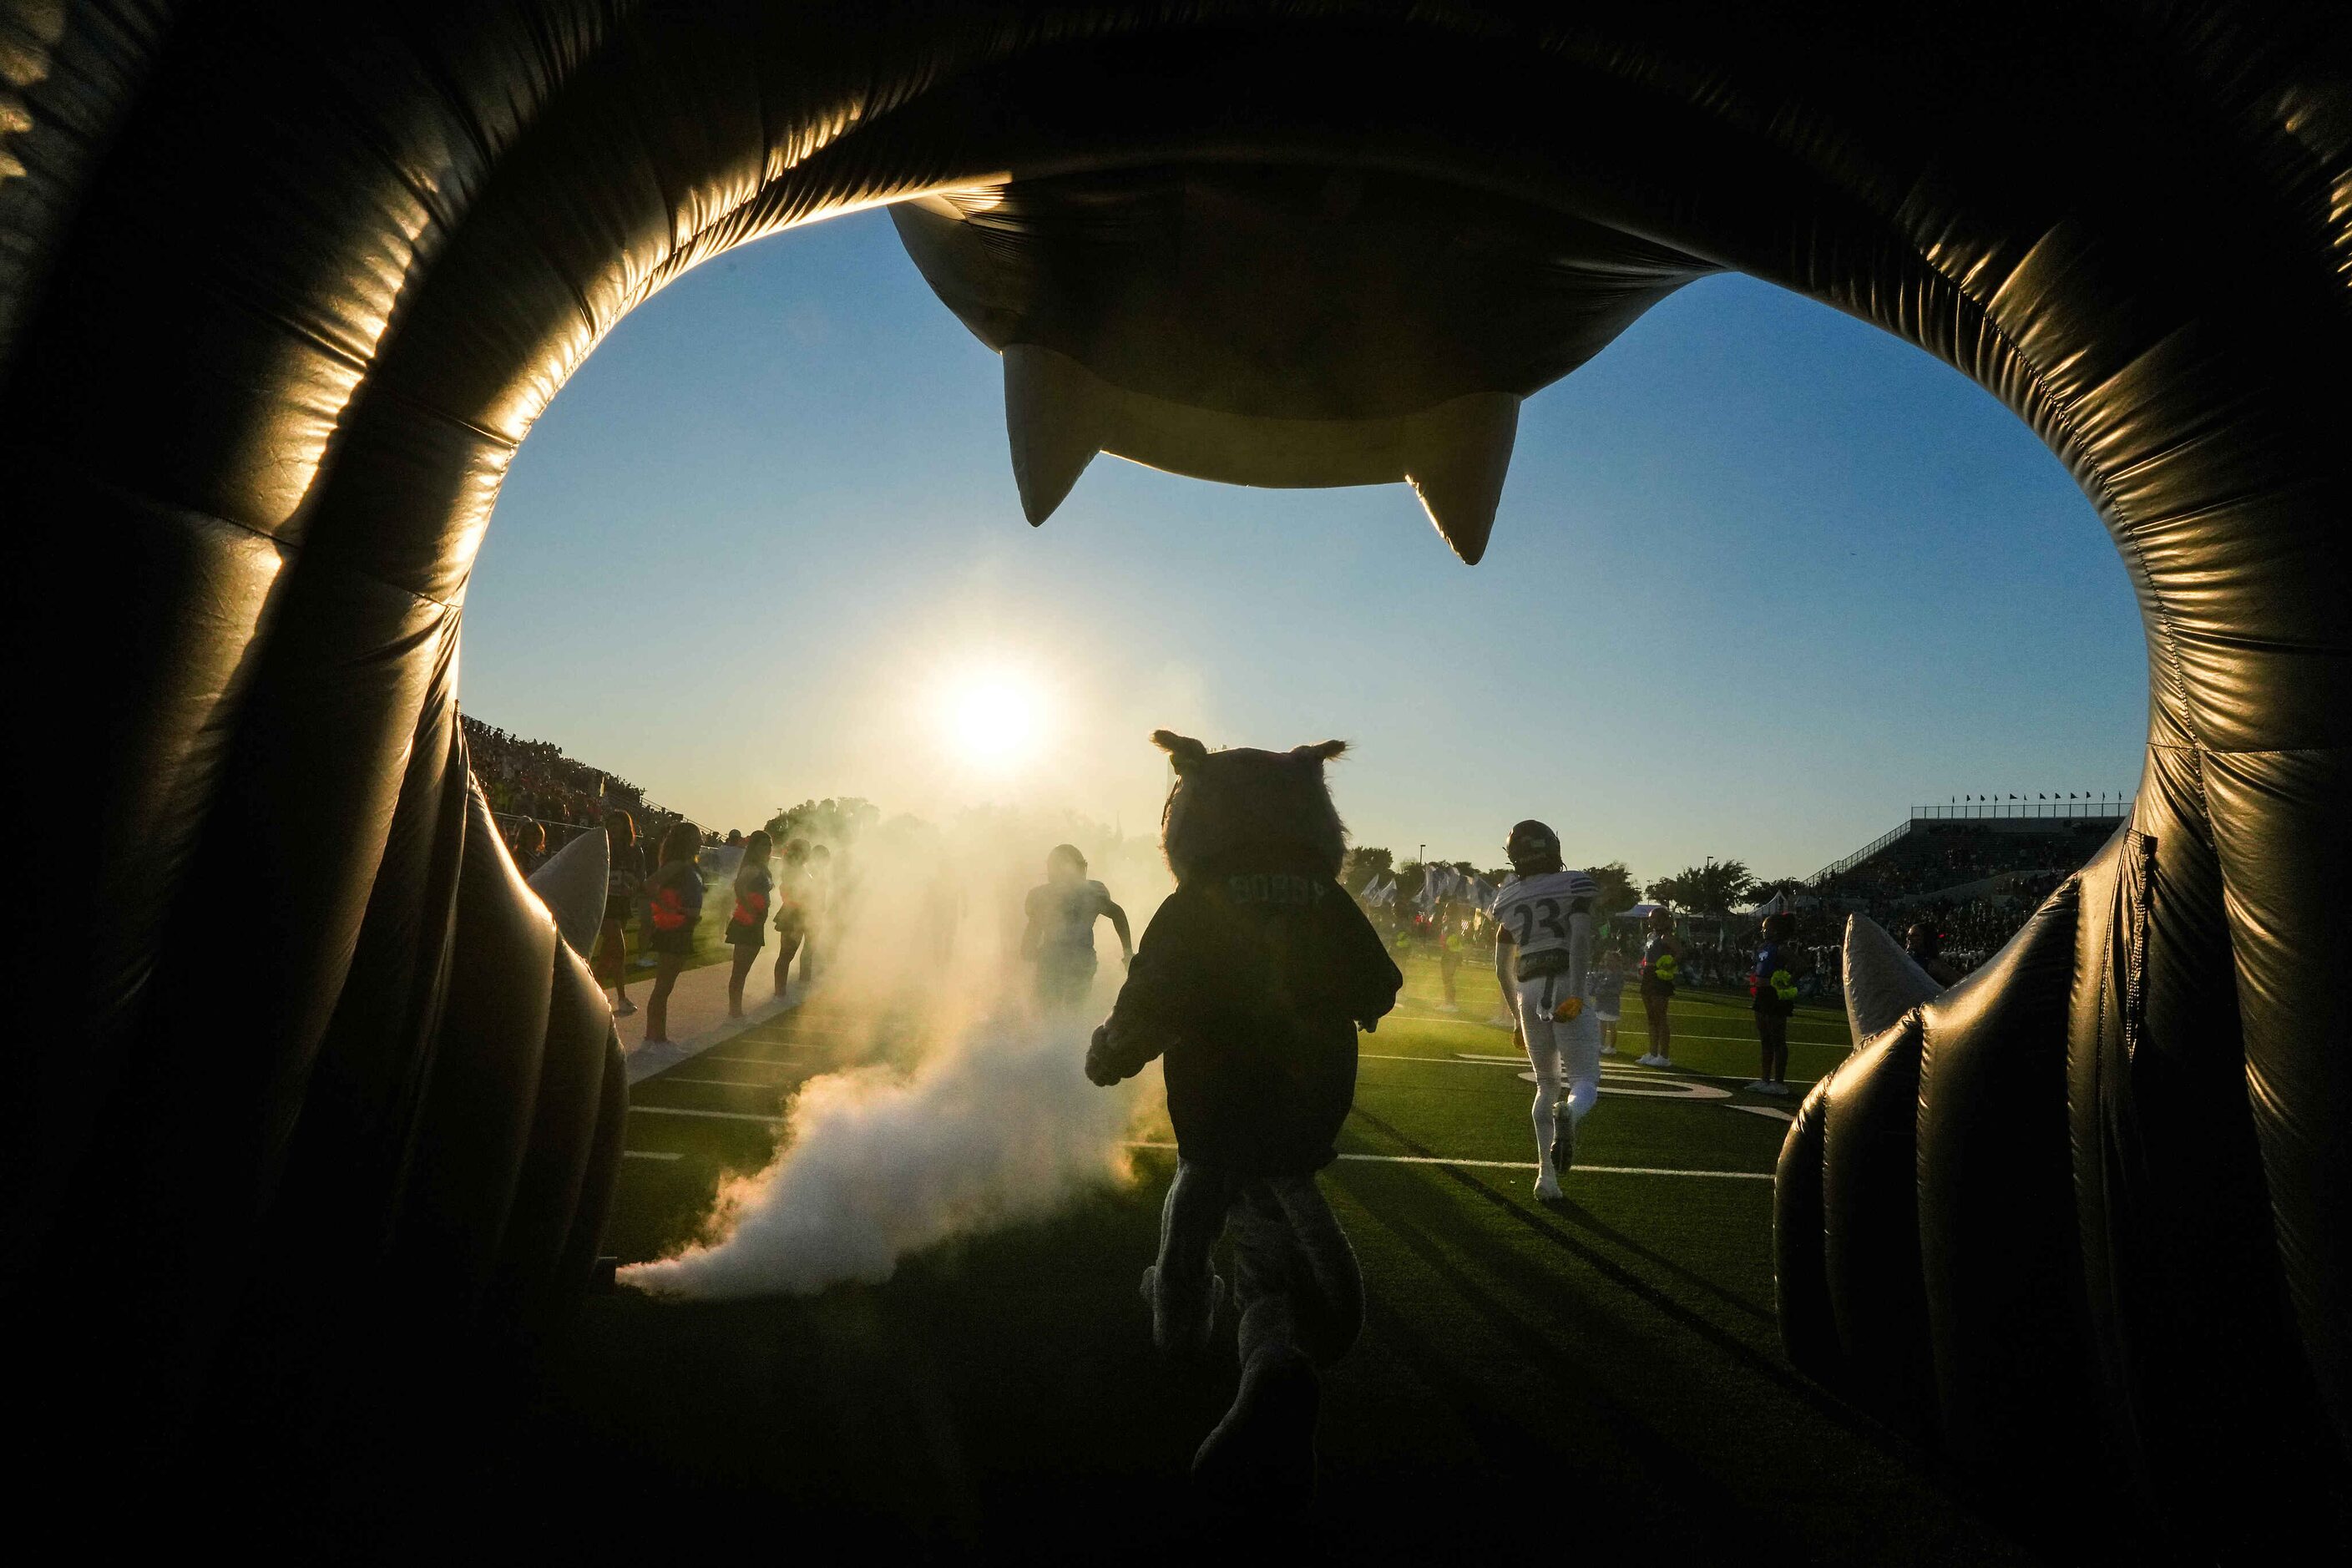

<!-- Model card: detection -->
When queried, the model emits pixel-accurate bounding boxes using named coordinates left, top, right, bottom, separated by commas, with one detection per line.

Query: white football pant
left=1515, top=974, right=1601, bottom=1167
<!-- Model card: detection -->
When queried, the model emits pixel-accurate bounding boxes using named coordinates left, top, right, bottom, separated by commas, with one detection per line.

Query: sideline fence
left=493, top=811, right=597, bottom=852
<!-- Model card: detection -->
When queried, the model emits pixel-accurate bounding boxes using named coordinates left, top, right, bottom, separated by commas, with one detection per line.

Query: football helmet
left=1505, top=819, right=1562, bottom=874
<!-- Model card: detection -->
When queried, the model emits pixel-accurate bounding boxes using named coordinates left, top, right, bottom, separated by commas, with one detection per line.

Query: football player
left=1020, top=843, right=1134, bottom=1014
left=1490, top=820, right=1601, bottom=1201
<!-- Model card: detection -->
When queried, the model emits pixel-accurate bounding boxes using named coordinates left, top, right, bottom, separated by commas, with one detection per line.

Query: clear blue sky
left=464, top=207, right=2144, bottom=886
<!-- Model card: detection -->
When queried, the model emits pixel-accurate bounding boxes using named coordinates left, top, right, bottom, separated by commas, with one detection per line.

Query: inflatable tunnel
left=3, top=1, right=2344, bottom=1552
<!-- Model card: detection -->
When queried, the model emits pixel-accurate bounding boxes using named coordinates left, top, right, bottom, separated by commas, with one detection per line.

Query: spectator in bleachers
left=511, top=818, right=548, bottom=875
left=1905, top=922, right=1961, bottom=986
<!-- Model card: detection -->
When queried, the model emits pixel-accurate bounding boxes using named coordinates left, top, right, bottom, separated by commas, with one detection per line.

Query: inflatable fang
left=1839, top=913, right=1945, bottom=1042
left=6, top=3, right=2345, bottom=1555
left=527, top=827, right=610, bottom=961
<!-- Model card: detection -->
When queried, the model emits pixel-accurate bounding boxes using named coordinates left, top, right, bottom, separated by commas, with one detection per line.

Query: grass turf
left=498, top=952, right=2031, bottom=1562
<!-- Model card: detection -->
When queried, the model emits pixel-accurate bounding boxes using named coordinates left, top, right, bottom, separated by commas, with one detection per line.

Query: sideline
left=620, top=966, right=806, bottom=1085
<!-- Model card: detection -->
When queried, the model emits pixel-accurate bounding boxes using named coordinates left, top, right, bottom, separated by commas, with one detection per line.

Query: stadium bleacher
left=1798, top=798, right=2130, bottom=972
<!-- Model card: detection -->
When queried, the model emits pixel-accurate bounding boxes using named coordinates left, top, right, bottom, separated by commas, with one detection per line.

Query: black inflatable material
left=1914, top=883, right=2091, bottom=1487
left=4, top=2, right=2347, bottom=1552
left=1772, top=1083, right=1839, bottom=1387
left=488, top=886, right=620, bottom=1336
left=1819, top=1014, right=1937, bottom=1442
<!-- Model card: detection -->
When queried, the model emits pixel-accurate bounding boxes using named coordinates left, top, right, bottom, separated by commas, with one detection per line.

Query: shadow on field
left=185, top=1137, right=2043, bottom=1565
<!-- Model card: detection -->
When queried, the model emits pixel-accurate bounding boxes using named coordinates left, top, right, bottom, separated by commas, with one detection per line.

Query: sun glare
left=943, top=665, right=1051, bottom=773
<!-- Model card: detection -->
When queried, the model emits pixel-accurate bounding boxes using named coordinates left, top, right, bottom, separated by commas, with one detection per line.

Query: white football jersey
left=1491, top=868, right=1600, bottom=957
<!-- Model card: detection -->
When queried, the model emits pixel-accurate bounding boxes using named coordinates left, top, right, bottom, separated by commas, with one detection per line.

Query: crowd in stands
left=1814, top=822, right=2105, bottom=905
left=1804, top=819, right=2110, bottom=968
left=464, top=714, right=650, bottom=843
left=465, top=716, right=720, bottom=898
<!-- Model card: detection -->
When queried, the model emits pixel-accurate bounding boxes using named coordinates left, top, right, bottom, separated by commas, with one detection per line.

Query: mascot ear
left=1152, top=730, right=1210, bottom=773
left=1292, top=740, right=1349, bottom=766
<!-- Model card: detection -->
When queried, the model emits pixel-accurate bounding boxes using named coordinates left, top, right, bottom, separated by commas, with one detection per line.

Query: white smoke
left=620, top=804, right=1171, bottom=1301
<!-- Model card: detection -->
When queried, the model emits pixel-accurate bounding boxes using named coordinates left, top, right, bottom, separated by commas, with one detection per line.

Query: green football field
left=511, top=953, right=2035, bottom=1562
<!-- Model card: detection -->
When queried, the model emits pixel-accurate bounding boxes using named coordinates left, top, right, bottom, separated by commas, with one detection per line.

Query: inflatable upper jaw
left=1004, top=343, right=1515, bottom=559
left=895, top=163, right=1709, bottom=560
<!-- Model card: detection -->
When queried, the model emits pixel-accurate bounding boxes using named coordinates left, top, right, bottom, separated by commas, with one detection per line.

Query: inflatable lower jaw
left=45, top=761, right=630, bottom=1490
left=1776, top=825, right=2342, bottom=1555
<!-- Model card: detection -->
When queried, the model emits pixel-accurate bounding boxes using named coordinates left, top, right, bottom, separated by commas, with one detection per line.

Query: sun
left=942, top=664, right=1052, bottom=773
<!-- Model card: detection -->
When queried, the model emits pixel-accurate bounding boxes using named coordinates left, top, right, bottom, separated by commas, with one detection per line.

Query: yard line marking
left=1340, top=1155, right=1768, bottom=1180
left=1123, top=1141, right=1771, bottom=1181
left=1360, top=1051, right=1515, bottom=1066
left=1727, top=1104, right=1797, bottom=1122
left=622, top=1149, right=685, bottom=1161
left=1644, top=1030, right=1850, bottom=1050
left=1445, top=1055, right=1733, bottom=1100
left=1365, top=1053, right=1760, bottom=1100
left=1395, top=1014, right=1849, bottom=1051
left=647, top=1075, right=787, bottom=1090
left=629, top=1105, right=784, bottom=1125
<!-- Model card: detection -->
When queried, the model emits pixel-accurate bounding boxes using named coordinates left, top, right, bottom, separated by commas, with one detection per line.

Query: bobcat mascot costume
left=1087, top=731, right=1403, bottom=1508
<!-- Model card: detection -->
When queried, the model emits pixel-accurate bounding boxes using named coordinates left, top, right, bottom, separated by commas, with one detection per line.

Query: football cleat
left=1550, top=1113, right=1576, bottom=1175
left=1533, top=1170, right=1563, bottom=1201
